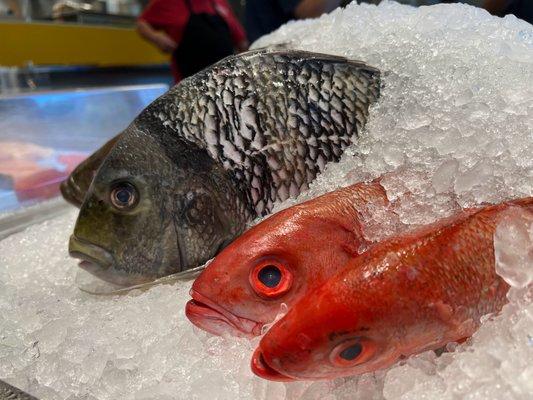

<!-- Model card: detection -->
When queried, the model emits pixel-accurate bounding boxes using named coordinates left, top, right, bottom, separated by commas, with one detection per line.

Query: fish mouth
left=251, top=348, right=294, bottom=382
left=185, top=290, right=262, bottom=338
left=69, top=234, right=114, bottom=268
left=60, top=175, right=84, bottom=207
left=69, top=235, right=140, bottom=286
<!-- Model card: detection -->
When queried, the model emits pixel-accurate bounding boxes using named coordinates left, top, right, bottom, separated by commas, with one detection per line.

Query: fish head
left=69, top=124, right=243, bottom=286
left=186, top=200, right=365, bottom=338
left=251, top=249, right=432, bottom=381
left=60, top=134, right=122, bottom=207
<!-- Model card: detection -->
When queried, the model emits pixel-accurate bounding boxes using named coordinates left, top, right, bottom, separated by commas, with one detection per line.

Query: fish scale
left=152, top=50, right=380, bottom=218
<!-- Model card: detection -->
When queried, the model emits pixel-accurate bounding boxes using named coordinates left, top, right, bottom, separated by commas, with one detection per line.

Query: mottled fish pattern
left=146, top=49, right=380, bottom=218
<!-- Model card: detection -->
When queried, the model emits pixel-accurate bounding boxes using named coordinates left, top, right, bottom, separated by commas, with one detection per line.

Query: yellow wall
left=0, top=22, right=169, bottom=67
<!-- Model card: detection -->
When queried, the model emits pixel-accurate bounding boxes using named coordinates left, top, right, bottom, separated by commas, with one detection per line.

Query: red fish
left=251, top=197, right=532, bottom=381
left=186, top=180, right=390, bottom=337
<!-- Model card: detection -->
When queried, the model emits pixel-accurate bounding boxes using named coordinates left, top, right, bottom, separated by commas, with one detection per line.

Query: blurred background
left=0, top=0, right=531, bottom=213
left=1, top=0, right=530, bottom=93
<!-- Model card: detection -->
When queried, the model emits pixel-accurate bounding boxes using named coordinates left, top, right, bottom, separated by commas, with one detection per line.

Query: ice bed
left=0, top=2, right=532, bottom=399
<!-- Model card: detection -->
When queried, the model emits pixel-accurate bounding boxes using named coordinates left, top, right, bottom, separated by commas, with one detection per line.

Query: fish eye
left=330, top=338, right=376, bottom=367
left=340, top=343, right=362, bottom=360
left=249, top=261, right=293, bottom=299
left=258, top=265, right=281, bottom=288
left=110, top=182, right=138, bottom=210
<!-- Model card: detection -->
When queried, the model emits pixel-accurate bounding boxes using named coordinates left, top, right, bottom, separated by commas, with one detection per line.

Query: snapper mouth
left=186, top=290, right=262, bottom=338
left=251, top=348, right=294, bottom=382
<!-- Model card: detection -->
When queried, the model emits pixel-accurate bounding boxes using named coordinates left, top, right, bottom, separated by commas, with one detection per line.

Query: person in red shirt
left=137, top=0, right=248, bottom=83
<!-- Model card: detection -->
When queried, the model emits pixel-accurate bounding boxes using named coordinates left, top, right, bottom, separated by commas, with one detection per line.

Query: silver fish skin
left=70, top=49, right=380, bottom=286
left=0, top=380, right=38, bottom=400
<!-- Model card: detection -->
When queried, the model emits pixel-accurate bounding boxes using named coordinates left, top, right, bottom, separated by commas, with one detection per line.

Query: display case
left=0, top=83, right=167, bottom=213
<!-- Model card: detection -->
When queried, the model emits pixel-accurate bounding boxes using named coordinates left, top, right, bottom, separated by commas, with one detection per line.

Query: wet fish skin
left=60, top=134, right=121, bottom=207
left=70, top=49, right=380, bottom=286
left=0, top=379, right=38, bottom=400
left=186, top=180, right=389, bottom=337
left=252, top=198, right=532, bottom=381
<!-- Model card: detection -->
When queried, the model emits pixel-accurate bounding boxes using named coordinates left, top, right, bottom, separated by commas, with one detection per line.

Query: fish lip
left=185, top=300, right=242, bottom=337
left=251, top=348, right=294, bottom=382
left=186, top=290, right=262, bottom=338
left=60, top=175, right=84, bottom=207
left=69, top=235, right=115, bottom=270
left=69, top=236, right=157, bottom=287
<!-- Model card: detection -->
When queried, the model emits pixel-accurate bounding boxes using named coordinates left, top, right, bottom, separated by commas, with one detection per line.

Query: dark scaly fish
left=0, top=380, right=38, bottom=400
left=59, top=46, right=292, bottom=208
left=69, top=49, right=380, bottom=286
left=251, top=198, right=533, bottom=382
left=60, top=134, right=121, bottom=207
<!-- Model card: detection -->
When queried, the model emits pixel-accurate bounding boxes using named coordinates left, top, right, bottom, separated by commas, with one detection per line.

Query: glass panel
left=0, top=83, right=167, bottom=212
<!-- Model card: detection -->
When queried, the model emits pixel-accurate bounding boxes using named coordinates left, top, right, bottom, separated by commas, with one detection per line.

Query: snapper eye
left=330, top=338, right=376, bottom=367
left=258, top=265, right=281, bottom=288
left=110, top=182, right=138, bottom=210
left=339, top=343, right=362, bottom=360
left=250, top=260, right=292, bottom=299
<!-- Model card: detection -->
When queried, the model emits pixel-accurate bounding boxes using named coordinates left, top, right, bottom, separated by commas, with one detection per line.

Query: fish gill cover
left=0, top=1, right=532, bottom=399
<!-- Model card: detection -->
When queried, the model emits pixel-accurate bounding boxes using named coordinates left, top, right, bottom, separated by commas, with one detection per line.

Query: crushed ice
left=1, top=2, right=532, bottom=399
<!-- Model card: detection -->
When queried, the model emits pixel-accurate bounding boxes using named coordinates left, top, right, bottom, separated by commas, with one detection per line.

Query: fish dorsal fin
left=244, top=46, right=380, bottom=73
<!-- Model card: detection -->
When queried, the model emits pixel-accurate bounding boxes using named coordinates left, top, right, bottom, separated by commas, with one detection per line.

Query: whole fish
left=186, top=180, right=389, bottom=337
left=0, top=379, right=38, bottom=400
left=60, top=134, right=121, bottom=207
left=251, top=198, right=532, bottom=381
left=69, top=49, right=380, bottom=286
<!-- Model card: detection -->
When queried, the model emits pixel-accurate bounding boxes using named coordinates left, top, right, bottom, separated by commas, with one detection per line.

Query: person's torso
left=245, top=0, right=295, bottom=43
left=172, top=0, right=235, bottom=79
left=149, top=0, right=232, bottom=43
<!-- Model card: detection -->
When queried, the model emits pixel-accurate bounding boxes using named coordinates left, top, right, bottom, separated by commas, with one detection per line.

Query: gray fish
left=69, top=49, right=380, bottom=286
left=0, top=380, right=38, bottom=400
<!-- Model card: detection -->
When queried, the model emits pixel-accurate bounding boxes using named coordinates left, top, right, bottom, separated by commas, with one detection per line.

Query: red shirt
left=139, top=0, right=247, bottom=82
